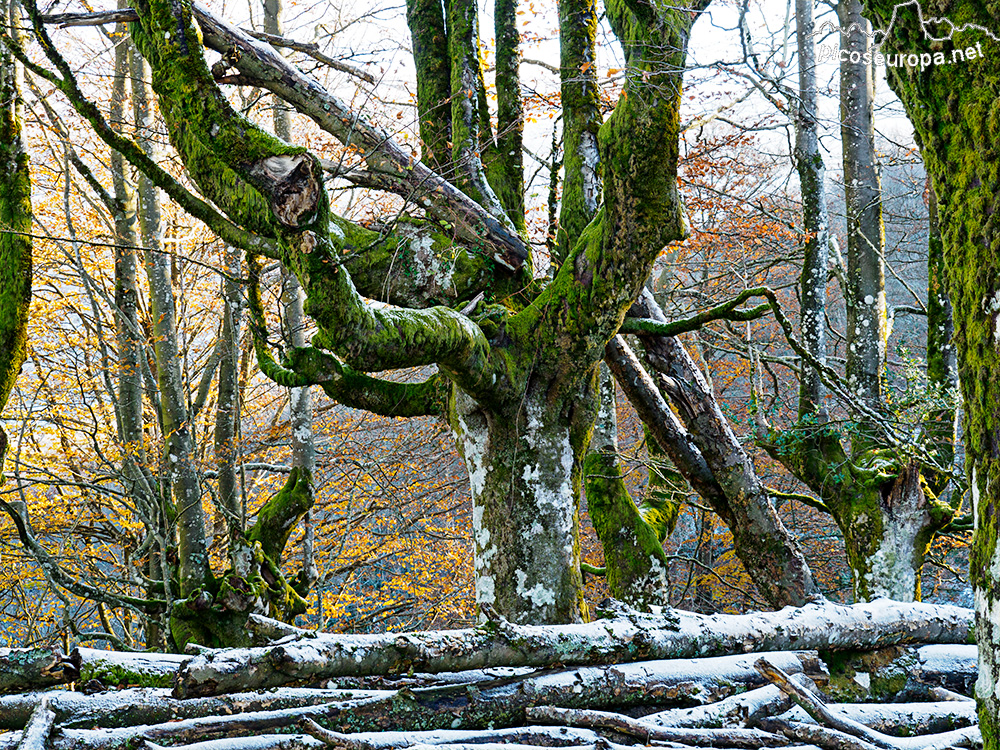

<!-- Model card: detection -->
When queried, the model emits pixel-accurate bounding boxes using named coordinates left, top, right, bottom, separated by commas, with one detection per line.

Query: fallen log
left=73, top=649, right=188, bottom=688
left=0, top=650, right=77, bottom=694
left=642, top=676, right=816, bottom=728
left=173, top=599, right=970, bottom=697
left=0, top=647, right=188, bottom=695
left=756, top=659, right=981, bottom=750
left=759, top=718, right=981, bottom=750
left=10, top=652, right=820, bottom=749
left=823, top=645, right=977, bottom=702
left=140, top=735, right=323, bottom=750
left=779, top=703, right=978, bottom=737
left=0, top=687, right=390, bottom=730
left=524, top=705, right=789, bottom=748
left=15, top=698, right=55, bottom=750
left=297, top=720, right=612, bottom=748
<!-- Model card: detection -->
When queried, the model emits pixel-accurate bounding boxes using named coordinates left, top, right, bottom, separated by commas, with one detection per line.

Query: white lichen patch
left=864, top=507, right=923, bottom=602
left=476, top=573, right=496, bottom=606
left=974, top=587, right=1000, bottom=701
left=397, top=225, right=457, bottom=298
left=516, top=569, right=557, bottom=608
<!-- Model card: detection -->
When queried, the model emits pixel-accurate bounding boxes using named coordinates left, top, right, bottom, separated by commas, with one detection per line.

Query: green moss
left=77, top=657, right=175, bottom=689
left=0, top=49, right=32, bottom=424
left=248, top=466, right=314, bottom=563
left=584, top=448, right=669, bottom=608
left=406, top=0, right=452, bottom=173
left=555, top=0, right=601, bottom=261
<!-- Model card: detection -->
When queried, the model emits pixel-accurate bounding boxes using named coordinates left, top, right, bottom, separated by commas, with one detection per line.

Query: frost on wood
left=0, top=601, right=983, bottom=750
left=172, top=599, right=972, bottom=697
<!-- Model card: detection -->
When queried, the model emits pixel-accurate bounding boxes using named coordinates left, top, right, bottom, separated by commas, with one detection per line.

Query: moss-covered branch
left=6, top=2, right=275, bottom=257
left=619, top=288, right=771, bottom=336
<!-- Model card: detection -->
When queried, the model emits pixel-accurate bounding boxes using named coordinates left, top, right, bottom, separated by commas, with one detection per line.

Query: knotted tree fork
left=842, top=2, right=1000, bottom=743
left=29, top=0, right=836, bottom=621
left=22, top=0, right=716, bottom=633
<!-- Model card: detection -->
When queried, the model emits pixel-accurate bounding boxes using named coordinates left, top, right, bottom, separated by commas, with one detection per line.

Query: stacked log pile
left=0, top=600, right=982, bottom=750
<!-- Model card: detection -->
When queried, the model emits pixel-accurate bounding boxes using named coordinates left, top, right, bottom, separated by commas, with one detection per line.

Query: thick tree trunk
left=843, top=461, right=943, bottom=602
left=925, top=188, right=959, bottom=495
left=452, top=385, right=592, bottom=624
left=172, top=599, right=972, bottom=697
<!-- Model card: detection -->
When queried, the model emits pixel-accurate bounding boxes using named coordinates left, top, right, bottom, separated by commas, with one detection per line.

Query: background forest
left=0, top=0, right=973, bottom=649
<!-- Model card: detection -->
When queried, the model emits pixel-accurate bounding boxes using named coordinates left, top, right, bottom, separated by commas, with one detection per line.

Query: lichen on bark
left=0, top=0, right=32, bottom=470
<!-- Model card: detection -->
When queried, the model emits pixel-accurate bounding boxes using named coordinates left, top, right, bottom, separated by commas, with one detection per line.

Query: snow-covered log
left=759, top=718, right=981, bottom=750
left=73, top=648, right=188, bottom=688
left=15, top=698, right=55, bottom=750
left=0, top=648, right=189, bottom=695
left=173, top=600, right=971, bottom=697
left=524, top=705, right=789, bottom=747
left=779, top=703, right=978, bottom=737
left=642, top=681, right=802, bottom=728
left=0, top=650, right=77, bottom=694
left=755, top=659, right=982, bottom=750
left=296, top=722, right=612, bottom=749
left=0, top=688, right=389, bottom=730
left=0, top=652, right=821, bottom=749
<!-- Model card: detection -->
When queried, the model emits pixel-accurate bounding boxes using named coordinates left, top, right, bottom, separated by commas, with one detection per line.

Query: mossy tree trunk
left=113, top=0, right=701, bottom=626
left=766, top=0, right=950, bottom=603
left=851, top=2, right=1000, bottom=742
left=582, top=366, right=671, bottom=609
left=925, top=188, right=959, bottom=496
left=0, top=0, right=31, bottom=476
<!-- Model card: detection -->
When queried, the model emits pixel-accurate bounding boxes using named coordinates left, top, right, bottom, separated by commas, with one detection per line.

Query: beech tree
left=3, top=0, right=839, bottom=642
left=759, top=0, right=961, bottom=603
left=0, top=0, right=725, bottom=641
left=0, top=0, right=31, bottom=477
left=843, top=0, right=1000, bottom=743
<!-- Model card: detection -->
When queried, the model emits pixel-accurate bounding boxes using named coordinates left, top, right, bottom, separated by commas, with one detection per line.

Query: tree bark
left=173, top=599, right=970, bottom=697
left=794, top=0, right=830, bottom=417
left=0, top=687, right=386, bottom=730
left=524, top=705, right=786, bottom=748
left=584, top=365, right=670, bottom=607
left=0, top=650, right=77, bottom=695
left=839, top=0, right=886, bottom=414
left=555, top=0, right=600, bottom=264
left=630, top=290, right=819, bottom=607
left=0, top=0, right=32, bottom=468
